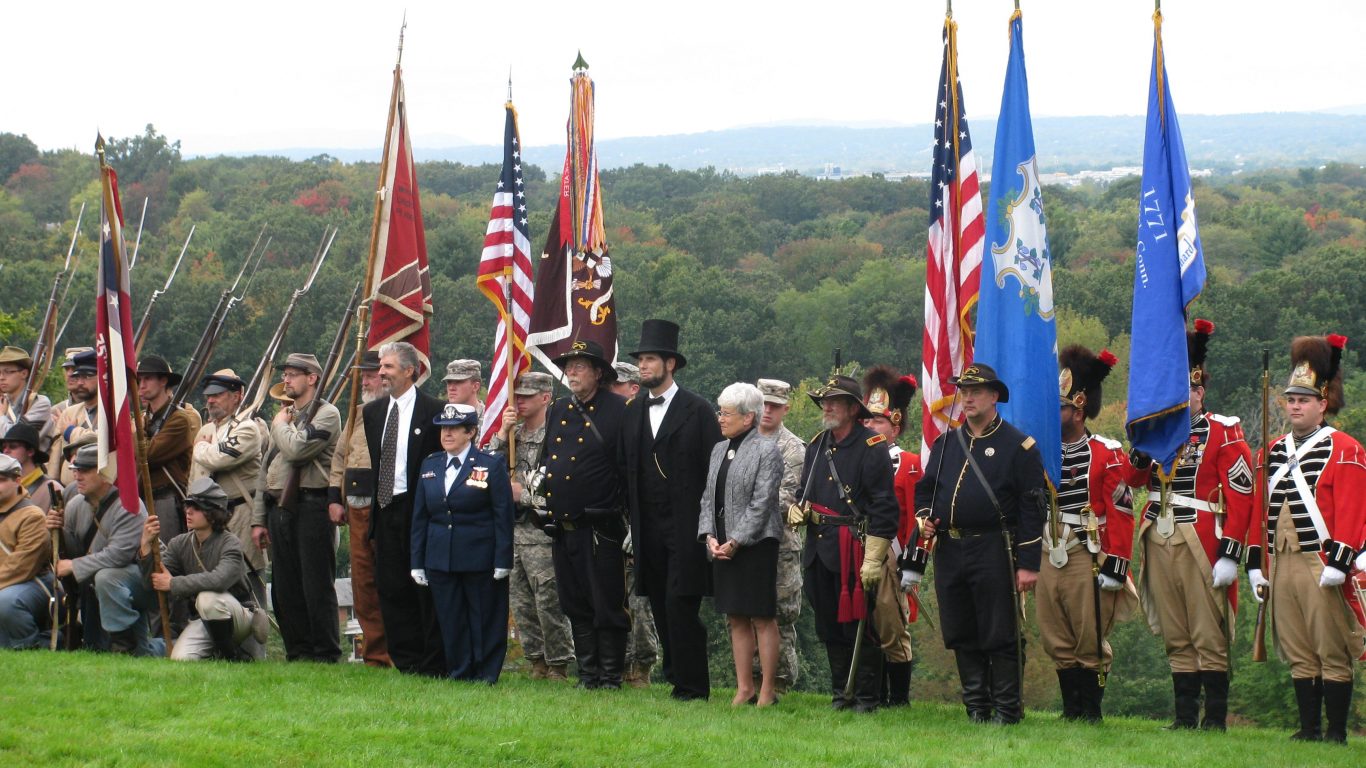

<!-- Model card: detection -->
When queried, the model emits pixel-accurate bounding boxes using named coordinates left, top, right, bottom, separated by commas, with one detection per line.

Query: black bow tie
left=646, top=396, right=665, bottom=407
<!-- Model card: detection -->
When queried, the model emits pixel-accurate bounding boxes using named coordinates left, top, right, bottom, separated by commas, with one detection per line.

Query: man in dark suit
left=619, top=319, right=722, bottom=701
left=364, top=341, right=445, bottom=676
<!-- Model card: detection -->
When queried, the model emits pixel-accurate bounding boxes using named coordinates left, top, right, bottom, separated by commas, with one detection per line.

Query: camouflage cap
left=513, top=372, right=554, bottom=396
left=756, top=378, right=792, bottom=405
left=613, top=362, right=641, bottom=384
left=443, top=359, right=481, bottom=382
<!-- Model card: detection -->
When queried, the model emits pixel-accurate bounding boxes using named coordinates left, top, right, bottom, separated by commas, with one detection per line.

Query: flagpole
left=504, top=90, right=518, bottom=471
left=98, top=140, right=172, bottom=657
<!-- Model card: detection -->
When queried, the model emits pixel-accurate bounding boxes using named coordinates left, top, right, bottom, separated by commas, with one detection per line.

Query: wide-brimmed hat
left=137, top=355, right=183, bottom=386
left=552, top=340, right=613, bottom=374
left=70, top=443, right=100, bottom=471
left=2, top=421, right=49, bottom=465
left=433, top=402, right=479, bottom=428
left=808, top=375, right=873, bottom=420
left=629, top=319, right=687, bottom=370
left=201, top=368, right=246, bottom=396
left=0, top=346, right=33, bottom=370
left=268, top=381, right=294, bottom=405
left=950, top=363, right=1010, bottom=403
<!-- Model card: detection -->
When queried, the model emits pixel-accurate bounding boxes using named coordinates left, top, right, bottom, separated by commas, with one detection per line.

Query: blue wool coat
left=411, top=447, right=514, bottom=574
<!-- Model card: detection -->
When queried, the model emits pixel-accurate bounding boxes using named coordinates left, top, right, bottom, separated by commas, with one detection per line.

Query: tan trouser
left=1037, top=548, right=1135, bottom=671
left=874, top=555, right=911, bottom=663
left=1271, top=509, right=1360, bottom=682
left=1142, top=524, right=1228, bottom=673
left=170, top=592, right=262, bottom=661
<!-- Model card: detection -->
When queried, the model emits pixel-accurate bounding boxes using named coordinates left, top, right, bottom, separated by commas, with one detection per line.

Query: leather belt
left=947, top=524, right=1000, bottom=539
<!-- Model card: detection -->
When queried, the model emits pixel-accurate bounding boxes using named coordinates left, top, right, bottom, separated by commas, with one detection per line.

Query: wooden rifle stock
left=1251, top=348, right=1271, bottom=662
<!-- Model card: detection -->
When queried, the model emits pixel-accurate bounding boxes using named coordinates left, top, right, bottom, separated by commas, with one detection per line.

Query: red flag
left=527, top=57, right=618, bottom=372
left=476, top=103, right=535, bottom=446
left=366, top=63, right=434, bottom=381
left=921, top=16, right=984, bottom=459
left=94, top=137, right=142, bottom=511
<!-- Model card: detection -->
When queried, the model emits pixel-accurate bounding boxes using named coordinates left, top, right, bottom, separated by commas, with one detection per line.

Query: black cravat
left=377, top=402, right=400, bottom=508
left=646, top=396, right=665, bottom=406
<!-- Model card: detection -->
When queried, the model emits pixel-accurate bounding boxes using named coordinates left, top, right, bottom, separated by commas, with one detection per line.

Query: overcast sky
left=5, top=0, right=1363, bottom=156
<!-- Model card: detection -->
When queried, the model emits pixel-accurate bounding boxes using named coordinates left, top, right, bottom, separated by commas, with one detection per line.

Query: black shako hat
left=628, top=319, right=687, bottom=370
left=136, top=355, right=183, bottom=387
left=808, top=375, right=874, bottom=421
left=551, top=339, right=613, bottom=374
left=950, top=363, right=1010, bottom=403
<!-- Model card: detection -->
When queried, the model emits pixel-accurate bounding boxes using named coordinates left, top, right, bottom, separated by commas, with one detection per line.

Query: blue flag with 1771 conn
left=977, top=12, right=1060, bottom=487
left=1126, top=12, right=1206, bottom=478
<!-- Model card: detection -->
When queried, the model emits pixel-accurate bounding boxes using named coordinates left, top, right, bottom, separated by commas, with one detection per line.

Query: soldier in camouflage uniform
left=756, top=378, right=805, bottom=694
left=613, top=361, right=660, bottom=687
left=487, top=372, right=573, bottom=680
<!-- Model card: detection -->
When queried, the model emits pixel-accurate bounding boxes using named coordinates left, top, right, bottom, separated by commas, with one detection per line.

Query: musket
left=133, top=224, right=195, bottom=355
left=1251, top=348, right=1271, bottom=662
left=239, top=228, right=336, bottom=419
left=324, top=349, right=357, bottom=405
left=13, top=205, right=84, bottom=421
left=48, top=484, right=65, bottom=651
left=1085, top=500, right=1107, bottom=688
left=277, top=277, right=360, bottom=511
left=128, top=197, right=148, bottom=270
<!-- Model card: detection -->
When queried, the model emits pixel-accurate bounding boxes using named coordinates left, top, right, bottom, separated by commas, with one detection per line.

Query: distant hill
left=222, top=113, right=1366, bottom=176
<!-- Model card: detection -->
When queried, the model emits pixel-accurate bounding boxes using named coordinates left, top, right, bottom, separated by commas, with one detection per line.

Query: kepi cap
left=280, top=353, right=322, bottom=378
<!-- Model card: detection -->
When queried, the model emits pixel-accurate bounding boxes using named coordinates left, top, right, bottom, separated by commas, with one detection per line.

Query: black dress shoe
left=670, top=689, right=707, bottom=702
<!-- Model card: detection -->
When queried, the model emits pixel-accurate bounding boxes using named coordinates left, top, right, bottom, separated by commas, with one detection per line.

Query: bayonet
left=129, top=197, right=148, bottom=269
left=134, top=224, right=195, bottom=353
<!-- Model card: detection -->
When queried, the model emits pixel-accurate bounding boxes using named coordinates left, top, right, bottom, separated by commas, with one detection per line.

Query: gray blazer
left=697, top=429, right=783, bottom=549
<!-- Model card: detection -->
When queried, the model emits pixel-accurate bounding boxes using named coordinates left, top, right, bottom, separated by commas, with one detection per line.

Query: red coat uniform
left=1058, top=435, right=1135, bottom=581
left=889, top=444, right=924, bottom=619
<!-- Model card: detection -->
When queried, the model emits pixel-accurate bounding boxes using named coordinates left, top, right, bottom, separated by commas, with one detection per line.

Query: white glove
left=901, top=570, right=922, bottom=592
left=1097, top=574, right=1124, bottom=591
left=1319, top=565, right=1347, bottom=588
left=493, top=568, right=511, bottom=581
left=1210, top=557, right=1239, bottom=588
left=410, top=568, right=428, bottom=586
left=1356, top=549, right=1366, bottom=572
left=622, top=530, right=633, bottom=556
left=1248, top=569, right=1269, bottom=602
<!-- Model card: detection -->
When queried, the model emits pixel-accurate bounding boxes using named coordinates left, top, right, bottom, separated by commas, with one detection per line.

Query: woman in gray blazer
left=698, top=382, right=784, bottom=707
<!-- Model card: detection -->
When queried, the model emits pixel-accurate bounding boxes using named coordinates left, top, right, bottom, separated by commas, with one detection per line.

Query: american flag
left=94, top=137, right=142, bottom=511
left=477, top=103, right=535, bottom=447
left=921, top=16, right=984, bottom=460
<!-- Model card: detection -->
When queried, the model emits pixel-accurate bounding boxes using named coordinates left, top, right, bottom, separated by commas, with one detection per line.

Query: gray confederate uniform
left=140, top=526, right=264, bottom=660
left=191, top=415, right=268, bottom=574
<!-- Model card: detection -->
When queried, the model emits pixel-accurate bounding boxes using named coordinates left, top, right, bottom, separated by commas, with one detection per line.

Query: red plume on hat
left=1059, top=345, right=1115, bottom=419
left=862, top=365, right=916, bottom=429
left=1287, top=334, right=1348, bottom=415
left=1188, top=319, right=1215, bottom=387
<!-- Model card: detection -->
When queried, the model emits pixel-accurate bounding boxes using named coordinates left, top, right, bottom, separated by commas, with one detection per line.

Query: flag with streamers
left=476, top=103, right=535, bottom=446
left=1126, top=10, right=1207, bottom=477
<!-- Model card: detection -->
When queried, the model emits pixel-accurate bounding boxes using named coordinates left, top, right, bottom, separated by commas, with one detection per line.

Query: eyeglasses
left=562, top=361, right=593, bottom=373
left=0, top=368, right=25, bottom=377
left=715, top=409, right=739, bottom=419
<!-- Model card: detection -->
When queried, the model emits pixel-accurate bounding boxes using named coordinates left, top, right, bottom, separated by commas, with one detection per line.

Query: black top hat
left=137, top=355, right=183, bottom=387
left=356, top=350, right=382, bottom=371
left=950, top=363, right=1010, bottom=403
left=808, top=375, right=874, bottom=420
left=2, top=421, right=48, bottom=466
left=629, top=319, right=687, bottom=370
left=552, top=339, right=613, bottom=374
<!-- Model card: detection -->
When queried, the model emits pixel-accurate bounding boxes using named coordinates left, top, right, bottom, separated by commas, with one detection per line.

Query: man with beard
left=48, top=350, right=98, bottom=485
left=327, top=351, right=390, bottom=667
left=619, top=320, right=722, bottom=701
left=190, top=369, right=268, bottom=604
left=139, top=355, right=202, bottom=545
left=363, top=342, right=445, bottom=675
left=41, top=346, right=93, bottom=465
left=250, top=353, right=342, bottom=662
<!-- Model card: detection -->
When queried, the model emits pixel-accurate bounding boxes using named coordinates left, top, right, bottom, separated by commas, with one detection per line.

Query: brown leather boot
left=529, top=658, right=550, bottom=679
left=545, top=664, right=569, bottom=681
left=626, top=662, right=652, bottom=688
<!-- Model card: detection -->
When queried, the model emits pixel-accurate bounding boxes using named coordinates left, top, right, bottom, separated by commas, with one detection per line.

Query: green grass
left=0, top=651, right=1358, bottom=768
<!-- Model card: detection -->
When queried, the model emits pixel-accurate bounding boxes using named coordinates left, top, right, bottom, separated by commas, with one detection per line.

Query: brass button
left=578, top=437, right=584, bottom=443
left=570, top=456, right=576, bottom=461
left=561, top=420, right=567, bottom=425
left=556, top=437, right=562, bottom=443
left=551, top=454, right=558, bottom=460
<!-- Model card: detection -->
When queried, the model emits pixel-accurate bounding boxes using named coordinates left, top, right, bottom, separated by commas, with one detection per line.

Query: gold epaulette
left=866, top=434, right=886, bottom=447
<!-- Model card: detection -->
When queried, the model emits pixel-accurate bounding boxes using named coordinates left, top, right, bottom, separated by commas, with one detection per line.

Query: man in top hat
left=619, top=319, right=723, bottom=701
left=1125, top=320, right=1254, bottom=731
left=785, top=374, right=899, bottom=712
left=139, top=477, right=266, bottom=661
left=541, top=339, right=630, bottom=688
left=1248, top=334, right=1364, bottom=744
left=250, top=352, right=343, bottom=662
left=916, top=363, right=1048, bottom=724
left=362, top=341, right=445, bottom=676
left=48, top=443, right=154, bottom=654
left=0, top=453, right=53, bottom=649
left=40, top=346, right=94, bottom=461
left=443, top=359, right=485, bottom=419
left=3, top=422, right=58, bottom=513
left=860, top=366, right=920, bottom=707
left=326, top=350, right=390, bottom=667
left=1037, top=346, right=1138, bottom=723
left=487, top=370, right=574, bottom=681
left=0, top=346, right=51, bottom=441
left=48, top=350, right=98, bottom=485
left=190, top=369, right=268, bottom=602
left=139, top=354, right=202, bottom=545
left=610, top=362, right=641, bottom=401
left=755, top=377, right=807, bottom=695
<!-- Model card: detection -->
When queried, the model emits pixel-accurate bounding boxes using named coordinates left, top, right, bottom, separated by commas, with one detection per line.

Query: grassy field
left=1, top=652, right=1359, bottom=767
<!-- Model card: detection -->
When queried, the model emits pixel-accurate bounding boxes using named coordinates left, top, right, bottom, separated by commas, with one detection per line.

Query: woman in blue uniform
left=411, top=403, right=514, bottom=683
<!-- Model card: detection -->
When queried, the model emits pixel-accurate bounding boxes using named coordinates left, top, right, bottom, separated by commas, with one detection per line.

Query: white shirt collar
left=650, top=381, right=679, bottom=406
left=447, top=444, right=472, bottom=467
left=391, top=384, right=417, bottom=410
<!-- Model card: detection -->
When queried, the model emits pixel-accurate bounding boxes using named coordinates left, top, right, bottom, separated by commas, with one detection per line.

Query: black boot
left=988, top=650, right=1024, bottom=725
left=571, top=625, right=600, bottom=689
left=596, top=630, right=627, bottom=690
left=1057, top=668, right=1082, bottom=721
left=955, top=650, right=993, bottom=722
left=884, top=661, right=912, bottom=707
left=850, top=642, right=883, bottom=713
left=1166, top=673, right=1201, bottom=729
left=1200, top=671, right=1228, bottom=731
left=826, top=643, right=854, bottom=710
left=1323, top=679, right=1352, bottom=745
left=1077, top=669, right=1104, bottom=724
left=109, top=627, right=138, bottom=655
left=1290, top=677, right=1323, bottom=741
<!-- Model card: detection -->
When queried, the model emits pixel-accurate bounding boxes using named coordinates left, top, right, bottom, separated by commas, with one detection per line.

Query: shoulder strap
left=955, top=426, right=1002, bottom=516
left=823, top=442, right=861, bottom=518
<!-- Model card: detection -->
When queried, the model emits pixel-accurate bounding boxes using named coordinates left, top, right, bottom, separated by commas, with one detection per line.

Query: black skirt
left=712, top=537, right=779, bottom=617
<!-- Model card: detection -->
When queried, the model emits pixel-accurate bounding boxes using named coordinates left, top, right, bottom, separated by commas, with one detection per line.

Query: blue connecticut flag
left=1126, top=14, right=1206, bottom=476
left=976, top=12, right=1060, bottom=486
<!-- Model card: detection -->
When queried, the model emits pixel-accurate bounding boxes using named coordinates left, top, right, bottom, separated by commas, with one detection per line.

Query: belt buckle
left=948, top=527, right=962, bottom=539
